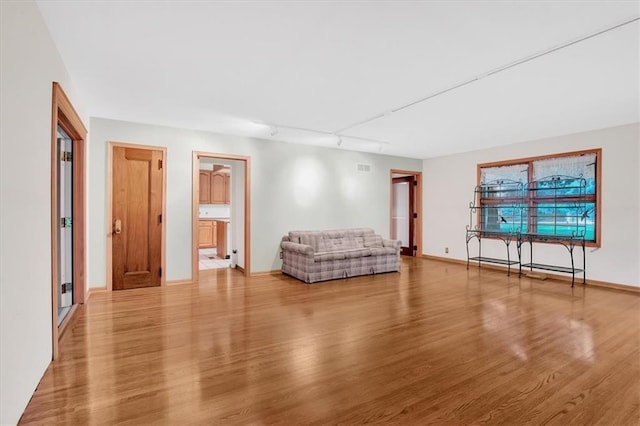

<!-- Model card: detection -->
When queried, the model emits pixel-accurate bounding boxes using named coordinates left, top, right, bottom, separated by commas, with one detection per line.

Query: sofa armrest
left=382, top=239, right=402, bottom=249
left=281, top=241, right=314, bottom=257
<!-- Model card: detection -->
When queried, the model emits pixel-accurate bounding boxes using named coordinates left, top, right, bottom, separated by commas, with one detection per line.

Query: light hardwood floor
left=21, top=258, right=640, bottom=424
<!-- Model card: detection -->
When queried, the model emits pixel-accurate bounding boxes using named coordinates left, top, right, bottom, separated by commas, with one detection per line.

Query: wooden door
left=112, top=147, right=163, bottom=290
left=199, top=171, right=211, bottom=203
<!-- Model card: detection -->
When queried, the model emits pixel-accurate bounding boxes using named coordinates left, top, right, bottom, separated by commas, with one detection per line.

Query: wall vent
left=356, top=163, right=371, bottom=173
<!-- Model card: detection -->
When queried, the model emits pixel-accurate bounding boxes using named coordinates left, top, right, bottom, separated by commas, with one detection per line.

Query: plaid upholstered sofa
left=280, top=228, right=401, bottom=283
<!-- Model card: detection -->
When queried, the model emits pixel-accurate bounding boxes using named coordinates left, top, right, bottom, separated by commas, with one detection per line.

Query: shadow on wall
left=271, top=240, right=284, bottom=271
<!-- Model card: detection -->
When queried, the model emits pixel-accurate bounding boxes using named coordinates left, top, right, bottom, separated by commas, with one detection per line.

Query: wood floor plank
left=19, top=258, right=640, bottom=425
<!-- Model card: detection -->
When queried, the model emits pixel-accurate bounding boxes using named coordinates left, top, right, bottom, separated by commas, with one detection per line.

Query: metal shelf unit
left=466, top=175, right=588, bottom=287
left=466, top=180, right=524, bottom=276
left=518, top=176, right=588, bottom=287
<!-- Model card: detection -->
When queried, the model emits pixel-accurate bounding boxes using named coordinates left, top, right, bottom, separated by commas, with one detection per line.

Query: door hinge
left=413, top=180, right=418, bottom=186
left=61, top=282, right=72, bottom=294
left=158, top=214, right=162, bottom=224
left=158, top=159, right=163, bottom=169
left=61, top=151, right=73, bottom=162
left=60, top=217, right=72, bottom=228
left=413, top=245, right=418, bottom=251
left=159, top=267, right=162, bottom=278
left=413, top=212, right=418, bottom=219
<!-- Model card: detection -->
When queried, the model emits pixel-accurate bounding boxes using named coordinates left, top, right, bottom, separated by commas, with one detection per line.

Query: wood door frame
left=106, top=142, right=167, bottom=291
left=392, top=176, right=416, bottom=256
left=51, top=82, right=87, bottom=359
left=192, top=152, right=251, bottom=282
left=390, top=169, right=423, bottom=257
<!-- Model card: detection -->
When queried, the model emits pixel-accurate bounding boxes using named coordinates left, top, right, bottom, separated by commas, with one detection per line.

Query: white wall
left=88, top=118, right=421, bottom=285
left=0, top=1, right=87, bottom=424
left=198, top=204, right=230, bottom=218
left=423, top=123, right=640, bottom=287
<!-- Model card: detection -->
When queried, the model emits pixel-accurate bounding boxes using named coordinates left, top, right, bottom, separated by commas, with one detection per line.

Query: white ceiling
left=37, top=1, right=639, bottom=159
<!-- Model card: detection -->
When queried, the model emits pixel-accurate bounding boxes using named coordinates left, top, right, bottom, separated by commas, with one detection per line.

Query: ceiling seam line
left=333, top=15, right=640, bottom=134
left=485, top=16, right=640, bottom=78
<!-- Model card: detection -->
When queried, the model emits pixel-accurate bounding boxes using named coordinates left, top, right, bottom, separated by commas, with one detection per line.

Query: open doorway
left=51, top=82, right=87, bottom=359
left=56, top=125, right=74, bottom=324
left=198, top=160, right=232, bottom=270
left=192, top=152, right=251, bottom=281
left=390, top=170, right=422, bottom=257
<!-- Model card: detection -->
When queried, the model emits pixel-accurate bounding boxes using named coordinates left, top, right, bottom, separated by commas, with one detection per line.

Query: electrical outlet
left=445, top=247, right=449, bottom=254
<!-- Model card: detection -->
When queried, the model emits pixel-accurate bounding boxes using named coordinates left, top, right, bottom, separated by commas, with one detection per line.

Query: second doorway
left=192, top=152, right=251, bottom=281
left=390, top=170, right=422, bottom=257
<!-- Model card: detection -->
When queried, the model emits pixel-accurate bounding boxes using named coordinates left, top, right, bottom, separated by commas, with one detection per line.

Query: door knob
left=114, top=219, right=122, bottom=235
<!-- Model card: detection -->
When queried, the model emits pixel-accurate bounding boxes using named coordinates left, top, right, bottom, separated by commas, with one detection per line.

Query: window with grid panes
left=478, top=149, right=600, bottom=246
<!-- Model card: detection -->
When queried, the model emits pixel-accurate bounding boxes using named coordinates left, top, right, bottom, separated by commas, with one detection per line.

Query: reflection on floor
left=22, top=258, right=640, bottom=424
left=199, top=248, right=230, bottom=270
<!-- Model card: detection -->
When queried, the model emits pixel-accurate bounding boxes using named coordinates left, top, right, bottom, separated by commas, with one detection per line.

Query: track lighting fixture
left=255, top=120, right=388, bottom=149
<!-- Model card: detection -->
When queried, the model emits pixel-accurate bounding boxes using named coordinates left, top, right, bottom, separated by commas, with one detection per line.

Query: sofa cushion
left=343, top=248, right=372, bottom=259
left=290, top=231, right=323, bottom=250
left=314, top=248, right=371, bottom=262
left=321, top=229, right=346, bottom=239
left=288, top=231, right=303, bottom=243
left=370, top=247, right=397, bottom=256
left=314, top=251, right=347, bottom=262
left=364, top=234, right=384, bottom=248
left=345, top=228, right=375, bottom=237
left=301, top=233, right=324, bottom=251
left=318, top=236, right=360, bottom=251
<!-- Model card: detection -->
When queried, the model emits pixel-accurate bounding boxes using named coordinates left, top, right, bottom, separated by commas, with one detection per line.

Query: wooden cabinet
left=199, top=171, right=211, bottom=204
left=211, top=172, right=230, bottom=204
left=198, top=221, right=212, bottom=248
left=215, top=220, right=227, bottom=259
left=198, top=220, right=217, bottom=248
left=210, top=172, right=226, bottom=204
left=199, top=171, right=230, bottom=205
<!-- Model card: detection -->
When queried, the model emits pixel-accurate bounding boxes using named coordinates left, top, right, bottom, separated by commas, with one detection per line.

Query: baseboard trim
left=86, top=286, right=107, bottom=300
left=166, top=279, right=193, bottom=286
left=420, top=255, right=640, bottom=294
left=251, top=270, right=282, bottom=277
left=421, top=254, right=467, bottom=266
left=583, top=279, right=640, bottom=294
left=58, top=304, right=79, bottom=339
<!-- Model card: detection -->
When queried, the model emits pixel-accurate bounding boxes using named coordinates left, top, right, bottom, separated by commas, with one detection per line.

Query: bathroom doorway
left=390, top=170, right=422, bottom=257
